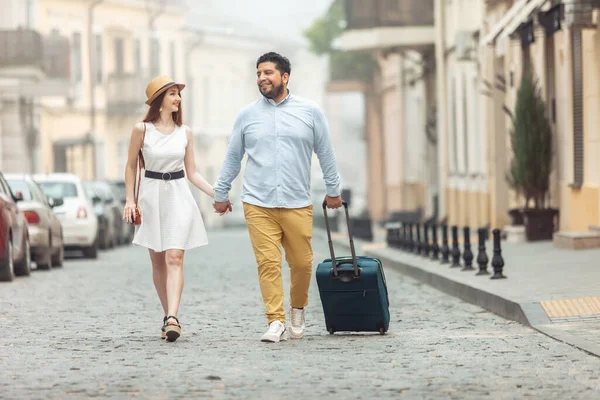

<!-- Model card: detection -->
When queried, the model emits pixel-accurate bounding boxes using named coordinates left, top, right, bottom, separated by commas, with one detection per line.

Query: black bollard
left=431, top=223, right=440, bottom=260
left=400, top=223, right=407, bottom=250
left=391, top=227, right=399, bottom=248
left=386, top=227, right=393, bottom=247
left=441, top=224, right=450, bottom=263
left=415, top=223, right=422, bottom=255
left=422, top=223, right=430, bottom=257
left=461, top=226, right=474, bottom=271
left=476, top=228, right=489, bottom=275
left=451, top=225, right=461, bottom=267
left=490, top=229, right=507, bottom=279
left=408, top=223, right=415, bottom=252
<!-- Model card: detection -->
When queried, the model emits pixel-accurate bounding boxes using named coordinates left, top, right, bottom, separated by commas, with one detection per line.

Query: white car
left=33, top=173, right=98, bottom=259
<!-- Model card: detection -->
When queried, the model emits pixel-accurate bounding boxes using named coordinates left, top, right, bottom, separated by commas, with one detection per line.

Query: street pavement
left=2, top=228, right=600, bottom=399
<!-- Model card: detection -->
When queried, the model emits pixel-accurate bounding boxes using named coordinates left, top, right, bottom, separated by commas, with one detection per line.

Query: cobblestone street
left=2, top=228, right=600, bottom=399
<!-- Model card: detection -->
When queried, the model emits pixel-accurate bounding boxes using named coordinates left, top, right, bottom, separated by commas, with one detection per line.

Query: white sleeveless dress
left=132, top=122, right=208, bottom=252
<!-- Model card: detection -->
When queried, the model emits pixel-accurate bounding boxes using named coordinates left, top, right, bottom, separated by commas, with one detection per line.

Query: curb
left=315, top=228, right=600, bottom=357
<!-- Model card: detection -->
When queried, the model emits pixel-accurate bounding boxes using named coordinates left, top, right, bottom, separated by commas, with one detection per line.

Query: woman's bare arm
left=123, top=122, right=145, bottom=223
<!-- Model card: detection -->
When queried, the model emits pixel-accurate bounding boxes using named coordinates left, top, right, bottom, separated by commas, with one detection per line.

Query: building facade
left=480, top=0, right=600, bottom=232
left=35, top=0, right=187, bottom=181
left=0, top=0, right=70, bottom=174
left=339, top=0, right=438, bottom=222
left=339, top=0, right=600, bottom=236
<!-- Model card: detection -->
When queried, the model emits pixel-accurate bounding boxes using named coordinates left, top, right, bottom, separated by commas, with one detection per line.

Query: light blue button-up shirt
left=213, top=92, right=341, bottom=209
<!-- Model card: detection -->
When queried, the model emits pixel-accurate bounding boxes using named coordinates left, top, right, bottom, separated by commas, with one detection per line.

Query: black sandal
left=164, top=316, right=181, bottom=342
left=161, top=316, right=167, bottom=339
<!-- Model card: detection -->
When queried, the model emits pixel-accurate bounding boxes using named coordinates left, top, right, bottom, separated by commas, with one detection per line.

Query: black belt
left=144, top=169, right=185, bottom=180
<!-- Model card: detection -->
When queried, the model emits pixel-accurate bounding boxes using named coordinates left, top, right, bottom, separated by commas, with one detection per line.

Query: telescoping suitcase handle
left=322, top=200, right=359, bottom=278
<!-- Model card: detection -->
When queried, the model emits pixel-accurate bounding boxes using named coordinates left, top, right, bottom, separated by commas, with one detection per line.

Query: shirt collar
left=266, top=89, right=291, bottom=106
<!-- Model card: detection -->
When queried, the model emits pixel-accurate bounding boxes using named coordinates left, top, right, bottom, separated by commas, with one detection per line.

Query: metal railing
left=106, top=72, right=148, bottom=115
left=0, top=29, right=44, bottom=69
left=344, top=0, right=434, bottom=30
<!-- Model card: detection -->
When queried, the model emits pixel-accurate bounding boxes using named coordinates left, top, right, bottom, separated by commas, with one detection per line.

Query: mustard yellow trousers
left=243, top=202, right=313, bottom=324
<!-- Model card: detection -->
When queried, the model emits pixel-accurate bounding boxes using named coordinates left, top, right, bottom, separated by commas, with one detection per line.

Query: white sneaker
left=288, top=307, right=305, bottom=339
left=260, top=321, right=289, bottom=343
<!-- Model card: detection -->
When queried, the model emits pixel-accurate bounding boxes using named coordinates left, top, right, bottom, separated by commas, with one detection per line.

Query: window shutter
left=572, top=29, right=584, bottom=187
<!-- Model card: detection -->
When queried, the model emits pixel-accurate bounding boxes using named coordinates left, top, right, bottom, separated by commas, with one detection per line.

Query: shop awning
left=499, top=0, right=549, bottom=40
left=481, top=0, right=528, bottom=46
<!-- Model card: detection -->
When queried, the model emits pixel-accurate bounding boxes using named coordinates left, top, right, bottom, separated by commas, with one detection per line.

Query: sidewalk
left=315, top=228, right=600, bottom=357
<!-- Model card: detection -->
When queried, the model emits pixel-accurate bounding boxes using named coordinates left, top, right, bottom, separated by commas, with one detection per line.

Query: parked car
left=83, top=181, right=117, bottom=249
left=5, top=174, right=64, bottom=269
left=110, top=180, right=134, bottom=244
left=34, top=173, right=98, bottom=259
left=0, top=172, right=31, bottom=281
left=107, top=182, right=132, bottom=244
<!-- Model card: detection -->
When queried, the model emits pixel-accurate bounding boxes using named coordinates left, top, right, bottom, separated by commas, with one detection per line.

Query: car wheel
left=0, top=236, right=15, bottom=281
left=83, top=240, right=98, bottom=259
left=52, top=246, right=64, bottom=267
left=14, top=236, right=31, bottom=277
left=37, top=234, right=52, bottom=270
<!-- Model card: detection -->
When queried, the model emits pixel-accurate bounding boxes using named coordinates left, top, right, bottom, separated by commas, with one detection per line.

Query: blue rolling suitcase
left=316, top=201, right=390, bottom=335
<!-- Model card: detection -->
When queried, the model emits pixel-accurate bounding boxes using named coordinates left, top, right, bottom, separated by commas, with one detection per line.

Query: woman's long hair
left=142, top=89, right=183, bottom=126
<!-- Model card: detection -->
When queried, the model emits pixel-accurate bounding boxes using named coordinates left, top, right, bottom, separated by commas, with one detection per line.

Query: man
left=213, top=52, right=342, bottom=343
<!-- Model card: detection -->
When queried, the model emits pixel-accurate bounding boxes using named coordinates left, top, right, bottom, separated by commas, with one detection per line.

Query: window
left=72, top=32, right=82, bottom=83
left=5, top=180, right=32, bottom=201
left=26, top=0, right=36, bottom=28
left=95, top=34, right=103, bottom=84
left=114, top=37, right=124, bottom=75
left=150, top=38, right=160, bottom=77
left=170, top=41, right=176, bottom=80
left=203, top=76, right=210, bottom=128
left=30, top=182, right=49, bottom=204
left=95, top=141, right=105, bottom=179
left=473, top=76, right=481, bottom=175
left=134, top=39, right=141, bottom=73
left=37, top=182, right=79, bottom=199
left=462, top=73, right=469, bottom=173
left=572, top=29, right=584, bottom=187
left=450, top=76, right=458, bottom=173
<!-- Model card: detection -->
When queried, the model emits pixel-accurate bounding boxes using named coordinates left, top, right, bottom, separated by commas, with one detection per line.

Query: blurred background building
left=2, top=0, right=600, bottom=237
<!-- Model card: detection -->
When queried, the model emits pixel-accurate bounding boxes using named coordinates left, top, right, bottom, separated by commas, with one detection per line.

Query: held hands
left=324, top=195, right=343, bottom=209
left=213, top=200, right=233, bottom=216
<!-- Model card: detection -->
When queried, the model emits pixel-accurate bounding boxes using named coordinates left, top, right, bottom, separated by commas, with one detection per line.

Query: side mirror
left=104, top=198, right=112, bottom=205
left=13, top=191, right=23, bottom=202
left=92, top=196, right=102, bottom=205
left=50, top=197, right=64, bottom=207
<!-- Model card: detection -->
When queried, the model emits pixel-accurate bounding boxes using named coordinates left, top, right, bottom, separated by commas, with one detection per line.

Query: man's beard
left=259, top=82, right=284, bottom=99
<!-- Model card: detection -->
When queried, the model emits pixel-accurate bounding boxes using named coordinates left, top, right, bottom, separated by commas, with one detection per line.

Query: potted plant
left=506, top=161, right=525, bottom=226
left=507, top=72, right=556, bottom=241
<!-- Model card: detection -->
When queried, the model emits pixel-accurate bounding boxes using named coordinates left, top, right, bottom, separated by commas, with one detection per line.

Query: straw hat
left=145, top=75, right=185, bottom=106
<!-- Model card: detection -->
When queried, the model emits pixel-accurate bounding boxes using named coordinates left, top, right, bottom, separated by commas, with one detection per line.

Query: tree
left=507, top=72, right=552, bottom=209
left=304, top=0, right=378, bottom=82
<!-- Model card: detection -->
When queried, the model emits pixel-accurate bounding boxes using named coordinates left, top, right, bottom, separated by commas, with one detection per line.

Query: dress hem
left=131, top=240, right=209, bottom=253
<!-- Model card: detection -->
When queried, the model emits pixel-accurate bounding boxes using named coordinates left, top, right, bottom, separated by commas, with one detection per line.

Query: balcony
left=0, top=29, right=44, bottom=71
left=340, top=0, right=435, bottom=52
left=0, top=29, right=71, bottom=97
left=106, top=73, right=148, bottom=116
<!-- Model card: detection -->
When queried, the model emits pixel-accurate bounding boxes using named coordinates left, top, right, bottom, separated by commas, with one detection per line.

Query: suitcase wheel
left=379, top=327, right=385, bottom=335
left=328, top=328, right=335, bottom=335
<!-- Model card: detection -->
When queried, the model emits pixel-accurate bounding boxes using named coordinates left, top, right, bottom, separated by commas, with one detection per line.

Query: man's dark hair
left=256, top=52, right=291, bottom=75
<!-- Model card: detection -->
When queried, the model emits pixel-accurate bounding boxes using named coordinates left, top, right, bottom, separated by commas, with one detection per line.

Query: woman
left=123, top=75, right=221, bottom=342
